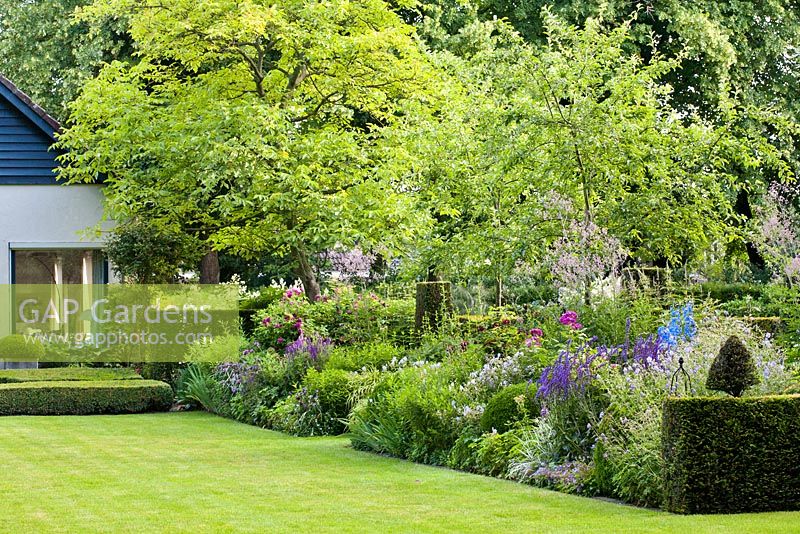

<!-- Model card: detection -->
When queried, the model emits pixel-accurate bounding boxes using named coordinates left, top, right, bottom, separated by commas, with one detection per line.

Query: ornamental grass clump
left=706, top=335, right=758, bottom=397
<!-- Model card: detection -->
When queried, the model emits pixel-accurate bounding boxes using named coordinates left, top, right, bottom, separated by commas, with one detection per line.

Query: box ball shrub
left=662, top=395, right=800, bottom=514
left=0, top=380, right=173, bottom=415
left=706, top=335, right=758, bottom=397
left=480, top=382, right=538, bottom=433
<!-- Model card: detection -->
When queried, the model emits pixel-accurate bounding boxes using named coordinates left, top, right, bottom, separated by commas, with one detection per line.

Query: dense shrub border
left=0, top=380, right=173, bottom=415
left=662, top=394, right=800, bottom=514
left=0, top=368, right=142, bottom=383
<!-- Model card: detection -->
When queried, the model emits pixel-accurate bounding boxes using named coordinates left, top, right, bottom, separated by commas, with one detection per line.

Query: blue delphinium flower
left=682, top=302, right=697, bottom=339
left=657, top=302, right=697, bottom=349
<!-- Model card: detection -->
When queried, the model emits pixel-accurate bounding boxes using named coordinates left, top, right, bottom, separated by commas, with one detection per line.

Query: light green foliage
left=473, top=428, right=524, bottom=478
left=575, top=291, right=665, bottom=346
left=0, top=367, right=141, bottom=383
left=447, top=425, right=525, bottom=478
left=475, top=0, right=800, bottom=120
left=349, top=355, right=482, bottom=464
left=326, top=342, right=402, bottom=371
left=254, top=287, right=415, bottom=348
left=602, top=405, right=664, bottom=508
left=57, top=0, right=434, bottom=299
left=480, top=382, right=538, bottom=433
left=185, top=335, right=241, bottom=363
left=177, top=363, right=228, bottom=414
left=302, top=367, right=358, bottom=422
left=0, top=334, right=46, bottom=361
left=266, top=391, right=340, bottom=436
left=265, top=366, right=365, bottom=436
left=397, top=13, right=778, bottom=282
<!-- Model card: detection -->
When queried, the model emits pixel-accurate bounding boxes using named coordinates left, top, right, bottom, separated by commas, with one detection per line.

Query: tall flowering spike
left=536, top=340, right=604, bottom=400
left=284, top=335, right=333, bottom=361
left=215, top=361, right=261, bottom=395
left=621, top=317, right=632, bottom=362
left=658, top=302, right=696, bottom=349
left=682, top=302, right=697, bottom=339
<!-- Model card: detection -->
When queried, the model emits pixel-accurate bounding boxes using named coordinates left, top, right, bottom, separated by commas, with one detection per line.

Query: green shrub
left=326, top=343, right=402, bottom=371
left=239, top=288, right=285, bottom=336
left=575, top=292, right=664, bottom=346
left=392, top=366, right=467, bottom=465
left=683, top=282, right=765, bottom=304
left=0, top=334, right=45, bottom=361
left=0, top=367, right=141, bottom=383
left=185, top=335, right=242, bottom=363
left=506, top=283, right=558, bottom=306
left=745, top=316, right=783, bottom=334
left=240, top=288, right=285, bottom=311
left=0, top=380, right=173, bottom=415
left=253, top=287, right=416, bottom=350
left=706, top=335, right=758, bottom=397
left=662, top=395, right=800, bottom=514
left=261, top=367, right=362, bottom=436
left=348, top=373, right=409, bottom=457
left=383, top=299, right=416, bottom=345
left=265, top=389, right=340, bottom=436
left=348, top=361, right=470, bottom=464
left=474, top=429, right=524, bottom=478
left=139, top=362, right=184, bottom=391
left=448, top=425, right=523, bottom=478
left=480, top=383, right=538, bottom=433
left=415, top=281, right=453, bottom=331
left=302, top=368, right=358, bottom=424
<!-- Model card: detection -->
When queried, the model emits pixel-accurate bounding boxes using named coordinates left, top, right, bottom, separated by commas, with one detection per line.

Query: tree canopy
left=56, top=0, right=434, bottom=298
left=1, top=0, right=795, bottom=293
left=390, top=12, right=789, bottom=292
left=0, top=0, right=131, bottom=120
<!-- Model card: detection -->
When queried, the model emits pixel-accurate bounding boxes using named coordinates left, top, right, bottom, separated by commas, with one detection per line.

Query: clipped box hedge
left=0, top=380, right=173, bottom=416
left=0, top=367, right=142, bottom=384
left=662, top=394, right=800, bottom=514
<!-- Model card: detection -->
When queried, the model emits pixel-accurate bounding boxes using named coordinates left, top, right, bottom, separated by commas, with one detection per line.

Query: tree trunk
left=199, top=250, right=220, bottom=284
left=495, top=276, right=503, bottom=307
left=292, top=245, right=321, bottom=302
left=426, top=265, right=440, bottom=282
left=734, top=189, right=766, bottom=271
left=415, top=281, right=453, bottom=331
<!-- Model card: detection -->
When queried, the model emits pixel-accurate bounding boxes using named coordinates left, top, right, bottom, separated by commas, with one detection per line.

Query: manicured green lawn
left=0, top=412, right=797, bottom=533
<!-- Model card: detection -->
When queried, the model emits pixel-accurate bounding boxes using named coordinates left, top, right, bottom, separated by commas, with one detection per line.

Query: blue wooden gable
left=0, top=75, right=63, bottom=185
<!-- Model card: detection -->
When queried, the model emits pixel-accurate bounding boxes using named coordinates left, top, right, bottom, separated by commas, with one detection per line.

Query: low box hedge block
left=662, top=395, right=800, bottom=514
left=0, top=380, right=173, bottom=415
left=0, top=367, right=142, bottom=384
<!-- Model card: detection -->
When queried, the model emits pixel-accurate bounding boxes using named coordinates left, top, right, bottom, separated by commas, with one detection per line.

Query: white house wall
left=0, top=184, right=112, bottom=283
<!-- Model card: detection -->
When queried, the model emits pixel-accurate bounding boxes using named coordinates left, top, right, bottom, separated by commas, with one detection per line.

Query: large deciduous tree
left=396, top=13, right=789, bottom=292
left=57, top=0, right=431, bottom=298
left=0, top=0, right=132, bottom=121
left=410, top=1, right=800, bottom=275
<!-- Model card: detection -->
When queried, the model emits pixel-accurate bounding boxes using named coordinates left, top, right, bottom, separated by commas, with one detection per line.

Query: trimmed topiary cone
left=706, top=335, right=758, bottom=397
